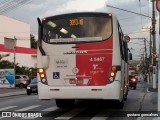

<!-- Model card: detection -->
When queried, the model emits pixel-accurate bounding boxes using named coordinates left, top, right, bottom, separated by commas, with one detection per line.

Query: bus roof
left=42, top=12, right=116, bottom=20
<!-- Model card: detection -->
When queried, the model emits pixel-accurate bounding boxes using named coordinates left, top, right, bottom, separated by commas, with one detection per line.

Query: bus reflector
left=91, top=89, right=102, bottom=91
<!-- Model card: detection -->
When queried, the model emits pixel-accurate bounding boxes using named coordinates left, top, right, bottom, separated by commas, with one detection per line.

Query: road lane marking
left=15, top=105, right=41, bottom=111
left=54, top=108, right=84, bottom=120
left=91, top=109, right=115, bottom=120
left=41, top=107, right=57, bottom=111
left=41, top=107, right=58, bottom=117
left=0, top=106, right=17, bottom=111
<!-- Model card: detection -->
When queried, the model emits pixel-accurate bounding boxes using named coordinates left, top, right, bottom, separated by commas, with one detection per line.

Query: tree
left=0, top=60, right=37, bottom=76
left=30, top=34, right=37, bottom=49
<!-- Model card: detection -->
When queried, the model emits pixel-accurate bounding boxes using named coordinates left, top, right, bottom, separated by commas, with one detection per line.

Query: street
left=0, top=81, right=156, bottom=120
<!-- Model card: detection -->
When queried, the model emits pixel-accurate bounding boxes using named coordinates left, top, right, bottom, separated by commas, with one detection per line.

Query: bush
left=0, top=60, right=37, bottom=76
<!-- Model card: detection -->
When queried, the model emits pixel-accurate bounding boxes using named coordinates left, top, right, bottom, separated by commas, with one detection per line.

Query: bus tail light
left=131, top=78, right=136, bottom=82
left=108, top=66, right=120, bottom=83
left=38, top=68, right=48, bottom=85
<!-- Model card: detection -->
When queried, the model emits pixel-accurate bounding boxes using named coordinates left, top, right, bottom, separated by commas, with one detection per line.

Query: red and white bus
left=37, top=12, right=130, bottom=109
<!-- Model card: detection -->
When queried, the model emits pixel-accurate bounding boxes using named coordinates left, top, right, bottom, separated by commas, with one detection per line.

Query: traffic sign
left=156, top=0, right=160, bottom=12
left=124, top=35, right=130, bottom=43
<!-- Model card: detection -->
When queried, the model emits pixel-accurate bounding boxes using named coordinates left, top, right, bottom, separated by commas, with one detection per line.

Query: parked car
left=129, top=75, right=137, bottom=89
left=15, top=75, right=30, bottom=88
left=26, top=77, right=38, bottom=95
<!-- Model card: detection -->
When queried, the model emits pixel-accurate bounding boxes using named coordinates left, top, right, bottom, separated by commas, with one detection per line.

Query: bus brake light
left=40, top=74, right=45, bottom=78
left=110, top=72, right=115, bottom=77
left=38, top=68, right=48, bottom=85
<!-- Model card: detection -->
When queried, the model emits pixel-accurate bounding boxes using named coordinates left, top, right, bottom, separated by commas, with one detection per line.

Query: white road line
left=41, top=107, right=57, bottom=111
left=40, top=107, right=58, bottom=117
left=54, top=108, right=84, bottom=120
left=91, top=109, right=115, bottom=120
left=0, top=106, right=17, bottom=111
left=15, top=105, right=41, bottom=111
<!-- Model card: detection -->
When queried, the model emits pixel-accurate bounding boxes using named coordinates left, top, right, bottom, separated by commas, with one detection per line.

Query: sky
left=3, top=0, right=159, bottom=60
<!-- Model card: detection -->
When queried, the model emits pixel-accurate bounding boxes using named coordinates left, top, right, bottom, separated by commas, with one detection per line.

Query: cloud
left=65, top=0, right=106, bottom=12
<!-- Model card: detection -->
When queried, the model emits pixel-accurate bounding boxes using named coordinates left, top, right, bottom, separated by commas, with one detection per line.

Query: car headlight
left=27, top=86, right=30, bottom=89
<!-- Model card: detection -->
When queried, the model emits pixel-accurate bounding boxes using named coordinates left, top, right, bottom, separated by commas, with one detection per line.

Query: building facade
left=0, top=15, right=37, bottom=68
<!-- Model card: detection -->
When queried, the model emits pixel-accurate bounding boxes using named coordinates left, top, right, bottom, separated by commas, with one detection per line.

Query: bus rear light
left=110, top=72, right=115, bottom=77
left=42, top=78, right=47, bottom=83
left=131, top=78, right=136, bottom=82
left=50, top=89, right=60, bottom=91
left=38, top=68, right=48, bottom=85
left=40, top=74, right=45, bottom=78
left=108, top=66, right=120, bottom=84
left=111, top=66, right=116, bottom=71
left=91, top=89, right=102, bottom=91
left=38, top=68, right=44, bottom=73
left=109, top=77, right=114, bottom=82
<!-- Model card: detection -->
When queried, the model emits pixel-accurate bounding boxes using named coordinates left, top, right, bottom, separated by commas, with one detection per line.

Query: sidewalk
left=0, top=88, right=26, bottom=98
left=137, top=82, right=158, bottom=120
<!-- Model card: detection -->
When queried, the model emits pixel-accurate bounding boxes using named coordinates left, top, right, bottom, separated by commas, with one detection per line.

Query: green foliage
left=30, top=34, right=37, bottom=49
left=0, top=60, right=37, bottom=76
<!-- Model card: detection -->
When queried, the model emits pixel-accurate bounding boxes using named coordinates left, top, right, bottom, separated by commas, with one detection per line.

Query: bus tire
left=55, top=99, right=74, bottom=108
left=124, top=94, right=127, bottom=101
left=124, top=88, right=128, bottom=101
left=116, top=98, right=124, bottom=109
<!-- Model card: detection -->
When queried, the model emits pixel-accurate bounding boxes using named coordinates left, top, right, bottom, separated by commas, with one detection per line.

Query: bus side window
left=118, top=25, right=124, bottom=60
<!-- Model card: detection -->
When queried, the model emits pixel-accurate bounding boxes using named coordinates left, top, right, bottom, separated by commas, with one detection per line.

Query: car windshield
left=30, top=78, right=37, bottom=84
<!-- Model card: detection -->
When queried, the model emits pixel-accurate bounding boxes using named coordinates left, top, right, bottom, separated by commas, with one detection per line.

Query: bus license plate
left=69, top=79, right=83, bottom=85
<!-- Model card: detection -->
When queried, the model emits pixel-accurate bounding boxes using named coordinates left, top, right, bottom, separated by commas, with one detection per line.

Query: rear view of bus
left=37, top=12, right=128, bottom=108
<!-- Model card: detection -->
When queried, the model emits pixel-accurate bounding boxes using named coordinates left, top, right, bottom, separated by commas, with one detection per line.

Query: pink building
left=0, top=15, right=37, bottom=68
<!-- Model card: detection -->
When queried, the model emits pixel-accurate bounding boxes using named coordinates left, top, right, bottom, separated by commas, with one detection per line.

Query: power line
left=139, top=0, right=143, bottom=28
left=0, top=0, right=32, bottom=14
left=106, top=5, right=152, bottom=19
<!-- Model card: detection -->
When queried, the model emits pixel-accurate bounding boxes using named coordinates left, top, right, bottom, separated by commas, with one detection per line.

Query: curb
left=0, top=93, right=26, bottom=98
left=0, top=92, right=26, bottom=98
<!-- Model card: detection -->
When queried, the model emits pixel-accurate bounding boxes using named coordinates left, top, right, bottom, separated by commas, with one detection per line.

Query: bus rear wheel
left=55, top=99, right=75, bottom=108
left=116, top=99, right=124, bottom=109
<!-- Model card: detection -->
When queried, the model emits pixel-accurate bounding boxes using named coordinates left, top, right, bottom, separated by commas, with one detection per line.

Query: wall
left=0, top=15, right=37, bottom=68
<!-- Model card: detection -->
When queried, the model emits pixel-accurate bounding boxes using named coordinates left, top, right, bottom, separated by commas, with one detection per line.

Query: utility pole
left=131, top=38, right=150, bottom=80
left=152, top=0, right=157, bottom=89
left=144, top=38, right=147, bottom=81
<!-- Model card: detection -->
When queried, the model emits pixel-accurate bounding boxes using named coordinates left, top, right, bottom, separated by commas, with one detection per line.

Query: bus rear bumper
left=38, top=81, right=122, bottom=100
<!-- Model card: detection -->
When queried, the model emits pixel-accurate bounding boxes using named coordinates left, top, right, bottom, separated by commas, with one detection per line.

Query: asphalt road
left=0, top=81, right=148, bottom=120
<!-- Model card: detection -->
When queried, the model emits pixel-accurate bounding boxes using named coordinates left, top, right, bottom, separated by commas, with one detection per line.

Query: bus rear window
left=42, top=15, right=112, bottom=44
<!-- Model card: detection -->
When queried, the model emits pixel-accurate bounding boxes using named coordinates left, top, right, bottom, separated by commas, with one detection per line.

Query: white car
left=15, top=75, right=30, bottom=88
